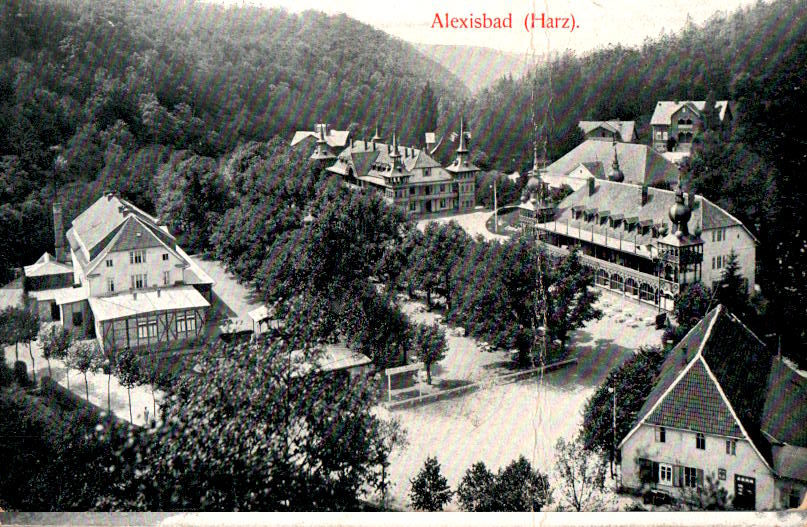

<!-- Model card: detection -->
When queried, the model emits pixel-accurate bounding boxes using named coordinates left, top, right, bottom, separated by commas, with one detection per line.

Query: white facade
left=85, top=246, right=185, bottom=298
left=702, top=225, right=756, bottom=293
left=621, top=424, right=775, bottom=509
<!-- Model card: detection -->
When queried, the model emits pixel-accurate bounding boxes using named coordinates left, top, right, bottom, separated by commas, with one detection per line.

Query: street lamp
left=607, top=384, right=617, bottom=479
left=489, top=182, right=498, bottom=233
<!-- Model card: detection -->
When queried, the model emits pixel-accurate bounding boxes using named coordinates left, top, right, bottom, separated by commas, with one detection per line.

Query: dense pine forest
left=1, top=0, right=806, bottom=358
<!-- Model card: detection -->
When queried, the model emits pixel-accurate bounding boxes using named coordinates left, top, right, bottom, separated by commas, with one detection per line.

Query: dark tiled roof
left=632, top=307, right=719, bottom=429
left=762, top=357, right=807, bottom=447
left=625, top=306, right=778, bottom=466
left=109, top=216, right=170, bottom=253
left=552, top=180, right=743, bottom=247
left=647, top=360, right=741, bottom=437
left=581, top=161, right=605, bottom=177
left=545, top=140, right=679, bottom=188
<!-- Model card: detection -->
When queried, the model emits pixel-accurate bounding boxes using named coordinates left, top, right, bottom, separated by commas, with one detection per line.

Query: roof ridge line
left=698, top=354, right=773, bottom=472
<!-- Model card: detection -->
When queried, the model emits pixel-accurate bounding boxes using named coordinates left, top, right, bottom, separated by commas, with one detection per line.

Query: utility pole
left=608, top=384, right=616, bottom=479
left=490, top=182, right=498, bottom=233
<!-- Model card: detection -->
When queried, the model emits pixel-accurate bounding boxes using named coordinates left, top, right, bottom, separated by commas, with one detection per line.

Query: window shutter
left=652, top=461, right=659, bottom=484
left=696, top=469, right=704, bottom=488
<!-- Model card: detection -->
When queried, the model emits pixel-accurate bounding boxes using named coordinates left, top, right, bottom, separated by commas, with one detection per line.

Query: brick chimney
left=641, top=184, right=649, bottom=206
left=53, top=202, right=66, bottom=262
left=588, top=177, right=595, bottom=196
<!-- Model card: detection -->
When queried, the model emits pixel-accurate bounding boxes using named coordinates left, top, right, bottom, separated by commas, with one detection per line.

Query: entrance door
left=734, top=475, right=756, bottom=510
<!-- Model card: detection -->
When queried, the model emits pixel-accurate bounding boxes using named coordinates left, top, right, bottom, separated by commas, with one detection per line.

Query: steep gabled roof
left=545, top=140, right=679, bottom=188
left=762, top=357, right=807, bottom=447
left=291, top=129, right=350, bottom=148
left=620, top=306, right=774, bottom=468
left=68, top=194, right=172, bottom=260
left=578, top=120, right=637, bottom=142
left=650, top=100, right=731, bottom=126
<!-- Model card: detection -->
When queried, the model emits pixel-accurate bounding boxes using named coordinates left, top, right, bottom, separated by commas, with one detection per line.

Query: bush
left=0, top=359, right=12, bottom=387
left=13, top=361, right=30, bottom=387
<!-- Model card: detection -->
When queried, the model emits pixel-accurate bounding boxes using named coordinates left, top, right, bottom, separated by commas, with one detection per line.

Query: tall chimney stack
left=641, top=185, right=649, bottom=206
left=53, top=202, right=65, bottom=263
left=588, top=177, right=595, bottom=196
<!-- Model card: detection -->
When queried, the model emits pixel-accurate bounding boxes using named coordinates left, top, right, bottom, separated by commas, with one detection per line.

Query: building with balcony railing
left=318, top=120, right=478, bottom=217
left=650, top=100, right=733, bottom=154
left=520, top=175, right=756, bottom=312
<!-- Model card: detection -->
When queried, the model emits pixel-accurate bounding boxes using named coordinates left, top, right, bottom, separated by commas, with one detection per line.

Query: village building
left=290, top=123, right=350, bottom=151
left=578, top=120, right=638, bottom=143
left=21, top=193, right=214, bottom=353
left=650, top=100, right=733, bottom=154
left=618, top=305, right=807, bottom=510
left=539, top=139, right=681, bottom=191
left=519, top=174, right=756, bottom=312
left=323, top=120, right=478, bottom=217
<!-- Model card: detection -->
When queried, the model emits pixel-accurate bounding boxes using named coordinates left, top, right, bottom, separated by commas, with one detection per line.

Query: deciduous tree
left=39, top=322, right=72, bottom=379
left=409, top=456, right=453, bottom=511
left=553, top=437, right=609, bottom=511
left=409, top=322, right=448, bottom=385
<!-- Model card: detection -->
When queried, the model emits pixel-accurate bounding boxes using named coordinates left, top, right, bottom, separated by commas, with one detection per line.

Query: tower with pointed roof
left=310, top=122, right=336, bottom=163
left=656, top=185, right=704, bottom=300
left=445, top=116, right=479, bottom=213
left=607, top=140, right=625, bottom=182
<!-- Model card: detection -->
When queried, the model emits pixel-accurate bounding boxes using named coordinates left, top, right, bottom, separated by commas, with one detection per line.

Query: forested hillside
left=0, top=0, right=467, bottom=282
left=416, top=44, right=532, bottom=94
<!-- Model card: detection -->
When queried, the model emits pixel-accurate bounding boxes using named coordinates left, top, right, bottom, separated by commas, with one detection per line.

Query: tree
left=409, top=322, right=448, bottom=385
left=8, top=307, right=40, bottom=384
left=666, top=282, right=712, bottom=346
left=114, top=346, right=141, bottom=424
left=580, top=346, right=667, bottom=456
left=456, top=461, right=496, bottom=511
left=95, top=338, right=404, bottom=511
left=409, top=456, right=453, bottom=511
left=67, top=340, right=101, bottom=402
left=553, top=437, right=609, bottom=511
left=418, top=82, right=439, bottom=145
left=370, top=418, right=408, bottom=510
left=492, top=455, right=550, bottom=512
left=38, top=322, right=72, bottom=379
left=408, top=221, right=470, bottom=311
left=674, top=282, right=712, bottom=330
left=447, top=238, right=600, bottom=366
left=714, top=250, right=749, bottom=317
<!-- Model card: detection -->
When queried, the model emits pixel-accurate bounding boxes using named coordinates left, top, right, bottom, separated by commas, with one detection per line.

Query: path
left=3, top=340, right=162, bottom=427
left=384, top=289, right=665, bottom=510
left=417, top=210, right=508, bottom=241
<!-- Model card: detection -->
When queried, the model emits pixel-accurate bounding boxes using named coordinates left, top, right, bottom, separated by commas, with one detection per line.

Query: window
left=106, top=259, right=113, bottom=267
left=130, top=250, right=146, bottom=264
left=726, top=439, right=736, bottom=455
left=162, top=253, right=169, bottom=261
left=440, top=199, right=446, bottom=208
left=655, top=427, right=666, bottom=443
left=131, top=274, right=147, bottom=289
left=163, top=271, right=170, bottom=286
left=410, top=186, right=416, bottom=195
left=662, top=131, right=668, bottom=140
left=176, top=311, right=197, bottom=334
left=409, top=202, right=416, bottom=211
left=718, top=468, right=726, bottom=481
left=107, top=278, right=115, bottom=293
left=440, top=184, right=446, bottom=193
left=137, top=317, right=157, bottom=340
left=712, top=256, right=716, bottom=269
left=72, top=311, right=83, bottom=327
left=659, top=463, right=673, bottom=486
left=684, top=467, right=699, bottom=488
left=696, top=433, right=706, bottom=450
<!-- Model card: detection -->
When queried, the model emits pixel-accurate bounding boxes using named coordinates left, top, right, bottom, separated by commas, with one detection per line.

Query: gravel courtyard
left=385, top=288, right=664, bottom=510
